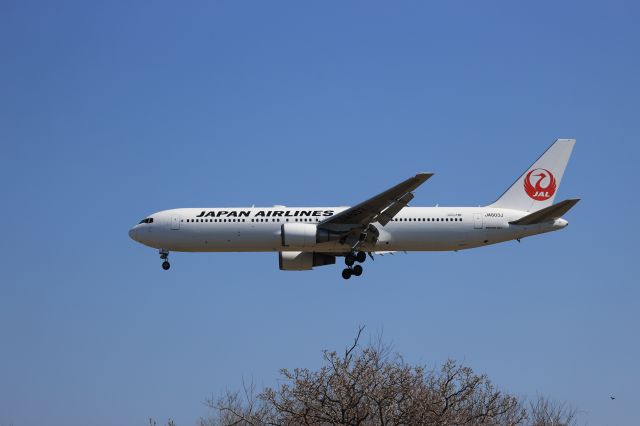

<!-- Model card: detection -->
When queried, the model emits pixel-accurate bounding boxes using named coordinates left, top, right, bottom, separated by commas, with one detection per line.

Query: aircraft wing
left=319, top=173, right=433, bottom=231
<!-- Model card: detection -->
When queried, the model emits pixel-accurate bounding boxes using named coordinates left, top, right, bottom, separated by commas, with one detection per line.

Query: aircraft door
left=171, top=215, right=181, bottom=230
left=473, top=213, right=483, bottom=229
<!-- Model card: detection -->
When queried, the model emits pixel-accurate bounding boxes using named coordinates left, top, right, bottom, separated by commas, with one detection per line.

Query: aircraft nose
left=128, top=226, right=140, bottom=241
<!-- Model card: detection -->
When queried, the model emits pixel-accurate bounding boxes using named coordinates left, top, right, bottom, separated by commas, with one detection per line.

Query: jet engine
left=281, top=223, right=342, bottom=248
left=278, top=251, right=336, bottom=271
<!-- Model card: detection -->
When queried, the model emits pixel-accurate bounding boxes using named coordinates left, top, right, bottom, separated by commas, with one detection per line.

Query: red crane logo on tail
left=524, top=168, right=556, bottom=201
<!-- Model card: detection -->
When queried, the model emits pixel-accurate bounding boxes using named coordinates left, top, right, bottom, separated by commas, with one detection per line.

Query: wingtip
left=416, top=172, right=434, bottom=179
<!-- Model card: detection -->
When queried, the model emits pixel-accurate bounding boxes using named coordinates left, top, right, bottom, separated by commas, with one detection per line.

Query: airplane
left=129, top=139, right=578, bottom=279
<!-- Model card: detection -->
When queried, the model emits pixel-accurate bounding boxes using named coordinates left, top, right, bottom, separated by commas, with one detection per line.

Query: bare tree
left=528, top=396, right=577, bottom=426
left=201, top=327, right=579, bottom=425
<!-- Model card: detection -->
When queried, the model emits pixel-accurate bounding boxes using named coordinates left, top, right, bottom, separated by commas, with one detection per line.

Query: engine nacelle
left=281, top=223, right=342, bottom=248
left=281, top=223, right=317, bottom=248
left=279, top=251, right=336, bottom=271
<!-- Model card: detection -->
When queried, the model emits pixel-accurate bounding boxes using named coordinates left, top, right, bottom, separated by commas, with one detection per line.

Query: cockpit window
left=138, top=218, right=154, bottom=224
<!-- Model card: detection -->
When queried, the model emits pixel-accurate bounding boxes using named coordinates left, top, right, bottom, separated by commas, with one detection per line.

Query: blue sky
left=1, top=1, right=639, bottom=425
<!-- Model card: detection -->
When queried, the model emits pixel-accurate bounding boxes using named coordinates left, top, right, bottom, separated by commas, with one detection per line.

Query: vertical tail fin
left=489, top=139, right=576, bottom=212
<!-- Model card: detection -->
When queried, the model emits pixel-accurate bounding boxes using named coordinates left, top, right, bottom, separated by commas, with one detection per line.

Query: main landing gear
left=160, top=249, right=170, bottom=270
left=342, top=252, right=366, bottom=279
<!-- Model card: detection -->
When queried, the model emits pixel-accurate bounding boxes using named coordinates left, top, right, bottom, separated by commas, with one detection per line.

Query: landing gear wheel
left=352, top=265, right=363, bottom=276
left=345, top=254, right=356, bottom=266
left=162, top=261, right=171, bottom=270
left=356, top=252, right=367, bottom=263
left=342, top=268, right=352, bottom=280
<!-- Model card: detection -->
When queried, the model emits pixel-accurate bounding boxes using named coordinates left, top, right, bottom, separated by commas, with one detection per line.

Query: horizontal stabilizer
left=510, top=199, right=580, bottom=225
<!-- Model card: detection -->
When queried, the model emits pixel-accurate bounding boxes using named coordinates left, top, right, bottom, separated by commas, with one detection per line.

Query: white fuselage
left=128, top=206, right=568, bottom=254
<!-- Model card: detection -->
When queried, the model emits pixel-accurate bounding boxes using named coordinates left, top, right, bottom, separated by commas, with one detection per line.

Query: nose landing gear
left=160, top=249, right=170, bottom=270
left=341, top=252, right=366, bottom=279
